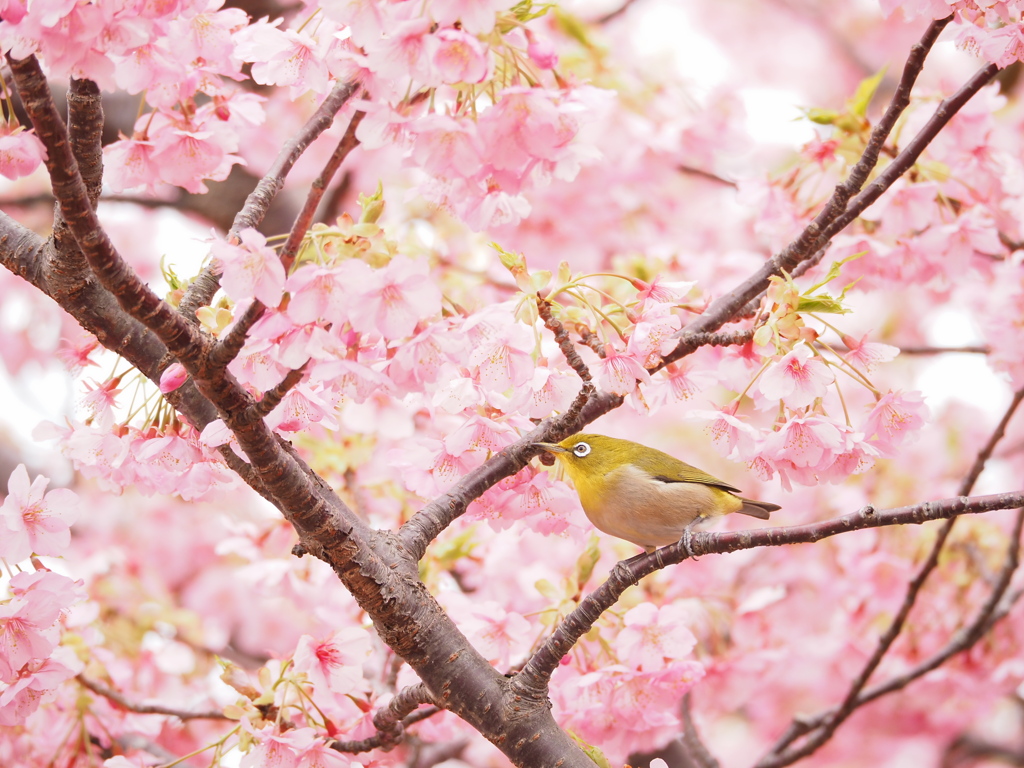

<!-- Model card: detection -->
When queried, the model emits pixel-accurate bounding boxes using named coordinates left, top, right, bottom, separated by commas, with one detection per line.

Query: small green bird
left=534, top=433, right=779, bottom=553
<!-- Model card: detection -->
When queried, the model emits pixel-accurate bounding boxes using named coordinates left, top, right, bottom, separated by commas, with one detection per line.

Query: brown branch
left=679, top=693, right=720, bottom=768
left=66, top=78, right=104, bottom=209
left=899, top=345, right=990, bottom=355
left=327, top=708, right=440, bottom=753
left=177, top=79, right=360, bottom=323
left=209, top=108, right=366, bottom=369
left=758, top=507, right=1024, bottom=768
left=536, top=294, right=596, bottom=426
left=247, top=364, right=308, bottom=420
left=77, top=674, right=229, bottom=721
left=596, top=0, right=642, bottom=24
left=9, top=55, right=206, bottom=361
left=509, top=490, right=1024, bottom=699
left=663, top=16, right=953, bottom=364
left=678, top=164, right=737, bottom=188
left=757, top=388, right=1024, bottom=765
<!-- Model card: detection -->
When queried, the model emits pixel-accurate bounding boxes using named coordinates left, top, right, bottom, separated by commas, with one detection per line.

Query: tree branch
left=77, top=674, right=229, bottom=721
left=177, top=79, right=360, bottom=323
left=330, top=704, right=442, bottom=754
left=757, top=506, right=1024, bottom=768
left=509, top=490, right=1024, bottom=698
left=209, top=107, right=366, bottom=369
left=662, top=16, right=953, bottom=365
left=756, top=387, right=1024, bottom=765
left=8, top=54, right=206, bottom=360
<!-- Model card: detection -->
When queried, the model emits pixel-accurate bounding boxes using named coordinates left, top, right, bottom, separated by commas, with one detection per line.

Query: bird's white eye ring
left=572, top=442, right=591, bottom=457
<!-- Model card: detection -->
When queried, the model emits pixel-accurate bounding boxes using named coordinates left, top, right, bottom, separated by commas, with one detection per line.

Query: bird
left=533, top=433, right=779, bottom=553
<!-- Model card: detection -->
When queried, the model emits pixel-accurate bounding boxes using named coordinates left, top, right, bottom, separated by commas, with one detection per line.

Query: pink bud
left=527, top=33, right=558, bottom=70
left=159, top=362, right=188, bottom=393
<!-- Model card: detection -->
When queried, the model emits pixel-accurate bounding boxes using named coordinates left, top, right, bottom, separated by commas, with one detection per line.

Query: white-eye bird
left=534, top=433, right=779, bottom=553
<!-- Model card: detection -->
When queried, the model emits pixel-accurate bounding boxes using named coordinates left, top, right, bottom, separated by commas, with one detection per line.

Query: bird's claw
left=681, top=525, right=700, bottom=561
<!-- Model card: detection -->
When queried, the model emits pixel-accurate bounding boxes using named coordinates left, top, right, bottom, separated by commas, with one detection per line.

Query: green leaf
left=808, top=251, right=864, bottom=293
left=805, top=108, right=839, bottom=125
left=796, top=294, right=850, bottom=314
left=848, top=67, right=887, bottom=117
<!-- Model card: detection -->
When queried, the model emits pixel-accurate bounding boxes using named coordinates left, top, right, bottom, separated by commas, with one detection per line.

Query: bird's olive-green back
left=555, top=433, right=742, bottom=493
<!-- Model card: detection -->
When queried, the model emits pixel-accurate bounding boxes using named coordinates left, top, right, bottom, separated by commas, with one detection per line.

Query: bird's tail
left=737, top=498, right=781, bottom=520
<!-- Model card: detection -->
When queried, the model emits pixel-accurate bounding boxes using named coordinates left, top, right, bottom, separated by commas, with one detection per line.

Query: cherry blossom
left=212, top=227, right=286, bottom=307
left=0, top=465, right=79, bottom=563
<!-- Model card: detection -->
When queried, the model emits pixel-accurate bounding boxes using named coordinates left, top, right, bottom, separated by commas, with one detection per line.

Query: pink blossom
left=240, top=724, right=316, bottom=768
left=348, top=256, right=441, bottom=340
left=292, top=627, right=371, bottom=695
left=465, top=312, right=536, bottom=391
left=841, top=333, right=899, bottom=372
left=0, top=647, right=80, bottom=726
left=102, top=138, right=159, bottom=192
left=81, top=376, right=122, bottom=428
left=56, top=330, right=100, bottom=372
left=0, top=123, right=46, bottom=179
left=505, top=364, right=579, bottom=418
left=595, top=345, right=652, bottom=396
left=457, top=599, right=531, bottom=667
left=411, top=113, right=484, bottom=178
left=758, top=342, right=834, bottom=409
left=429, top=0, right=507, bottom=34
left=236, top=20, right=333, bottom=96
left=863, top=390, right=929, bottom=457
left=958, top=21, right=1024, bottom=69
left=263, top=383, right=338, bottom=433
left=386, top=319, right=467, bottom=391
left=626, top=302, right=682, bottom=368
left=692, top=407, right=761, bottom=460
left=631, top=276, right=697, bottom=306
left=0, top=597, right=58, bottom=682
left=364, top=15, right=433, bottom=81
left=158, top=362, right=188, bottom=393
left=460, top=180, right=532, bottom=230
left=150, top=126, right=232, bottom=194
left=0, top=464, right=80, bottom=563
left=432, top=27, right=489, bottom=84
left=212, top=228, right=286, bottom=307
left=480, top=87, right=578, bottom=172
left=616, top=604, right=698, bottom=672
left=285, top=264, right=350, bottom=327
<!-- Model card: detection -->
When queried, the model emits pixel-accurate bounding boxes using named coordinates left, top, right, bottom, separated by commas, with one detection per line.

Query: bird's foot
left=681, top=522, right=700, bottom=561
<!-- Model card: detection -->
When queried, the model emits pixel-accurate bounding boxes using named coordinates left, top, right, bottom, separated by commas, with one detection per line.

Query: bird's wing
left=634, top=452, right=744, bottom=494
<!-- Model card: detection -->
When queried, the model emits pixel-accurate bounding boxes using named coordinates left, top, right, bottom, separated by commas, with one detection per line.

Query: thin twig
left=330, top=689, right=442, bottom=755
left=77, top=675, right=229, bottom=721
left=177, top=79, right=359, bottom=322
left=899, top=345, right=990, bottom=355
left=208, top=108, right=366, bottom=369
left=509, top=490, right=1024, bottom=700
left=756, top=389, right=1024, bottom=766
left=663, top=16, right=955, bottom=364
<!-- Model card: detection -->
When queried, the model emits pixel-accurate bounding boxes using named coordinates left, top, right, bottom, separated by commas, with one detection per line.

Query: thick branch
left=510, top=490, right=1024, bottom=698
left=9, top=54, right=205, bottom=361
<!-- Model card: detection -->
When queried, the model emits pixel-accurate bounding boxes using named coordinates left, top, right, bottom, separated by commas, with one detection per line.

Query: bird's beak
left=533, top=442, right=568, bottom=454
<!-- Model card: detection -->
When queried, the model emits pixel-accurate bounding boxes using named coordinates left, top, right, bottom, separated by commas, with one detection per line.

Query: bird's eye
left=572, top=442, right=591, bottom=457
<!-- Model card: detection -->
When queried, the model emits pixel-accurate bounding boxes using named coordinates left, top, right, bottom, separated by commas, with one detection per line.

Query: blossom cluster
left=0, top=466, right=82, bottom=726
